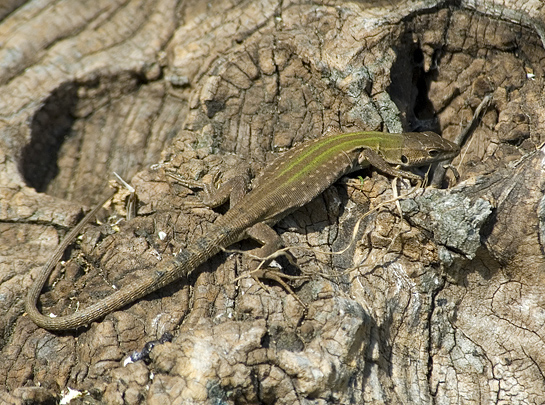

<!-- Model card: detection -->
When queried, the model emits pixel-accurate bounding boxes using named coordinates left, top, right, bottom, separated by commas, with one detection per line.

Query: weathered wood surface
left=1, top=0, right=544, bottom=403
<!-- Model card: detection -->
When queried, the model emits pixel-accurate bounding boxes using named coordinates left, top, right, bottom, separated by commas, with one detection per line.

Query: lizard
left=26, top=130, right=460, bottom=330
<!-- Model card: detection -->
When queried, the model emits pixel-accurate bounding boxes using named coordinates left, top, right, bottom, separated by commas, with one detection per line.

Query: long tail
left=25, top=195, right=233, bottom=330
left=26, top=253, right=202, bottom=330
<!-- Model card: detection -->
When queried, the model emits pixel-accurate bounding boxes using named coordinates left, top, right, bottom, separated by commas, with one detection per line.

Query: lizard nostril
left=400, top=155, right=409, bottom=164
left=428, top=149, right=440, bottom=158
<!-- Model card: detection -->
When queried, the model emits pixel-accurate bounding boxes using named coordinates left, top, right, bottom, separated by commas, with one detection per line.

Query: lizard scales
left=26, top=131, right=459, bottom=330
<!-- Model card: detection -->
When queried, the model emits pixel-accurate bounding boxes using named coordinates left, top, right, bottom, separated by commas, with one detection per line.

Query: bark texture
left=1, top=0, right=544, bottom=403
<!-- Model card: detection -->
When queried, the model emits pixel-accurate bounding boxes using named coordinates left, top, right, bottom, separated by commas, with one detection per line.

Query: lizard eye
left=400, top=155, right=409, bottom=164
left=428, top=149, right=440, bottom=158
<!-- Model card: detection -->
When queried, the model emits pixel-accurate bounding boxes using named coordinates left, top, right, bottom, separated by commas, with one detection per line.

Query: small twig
left=431, top=94, right=492, bottom=188
left=113, top=172, right=137, bottom=221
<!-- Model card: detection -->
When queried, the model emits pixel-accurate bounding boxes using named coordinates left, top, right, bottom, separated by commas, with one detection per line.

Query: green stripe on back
left=276, top=131, right=402, bottom=185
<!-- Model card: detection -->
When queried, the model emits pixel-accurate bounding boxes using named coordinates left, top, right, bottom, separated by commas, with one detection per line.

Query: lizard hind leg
left=243, top=223, right=308, bottom=308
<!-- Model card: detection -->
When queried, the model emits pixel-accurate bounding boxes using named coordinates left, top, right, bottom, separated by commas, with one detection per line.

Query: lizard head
left=384, top=131, right=460, bottom=167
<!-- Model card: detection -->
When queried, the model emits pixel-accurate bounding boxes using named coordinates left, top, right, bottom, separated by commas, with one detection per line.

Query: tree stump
left=1, top=0, right=544, bottom=403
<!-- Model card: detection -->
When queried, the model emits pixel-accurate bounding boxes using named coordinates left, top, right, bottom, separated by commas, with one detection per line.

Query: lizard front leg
left=168, top=171, right=250, bottom=208
left=359, top=148, right=423, bottom=181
